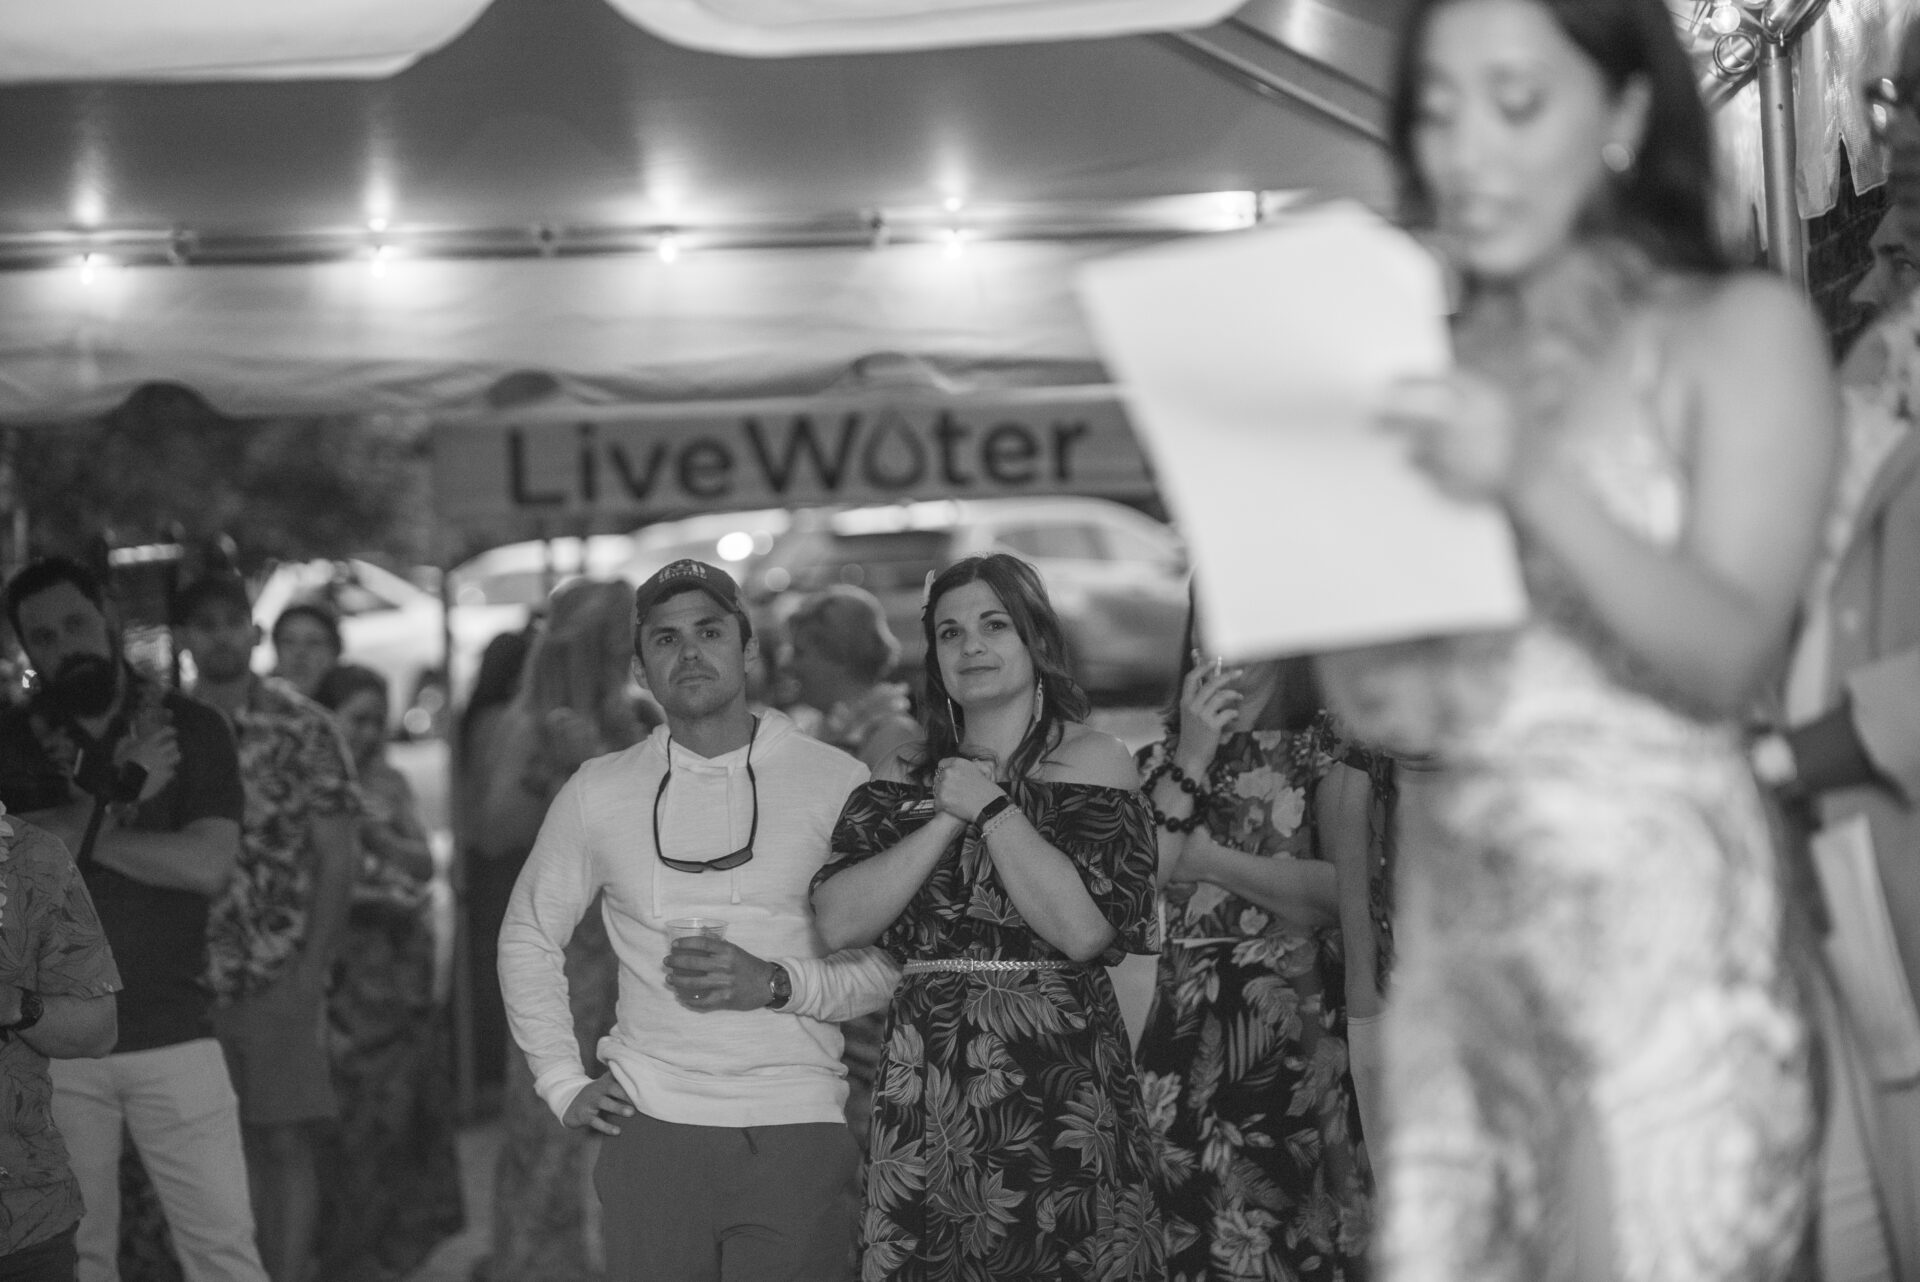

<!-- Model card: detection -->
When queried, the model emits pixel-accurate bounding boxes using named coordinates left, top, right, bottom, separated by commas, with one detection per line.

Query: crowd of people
left=0, top=0, right=1917, bottom=1279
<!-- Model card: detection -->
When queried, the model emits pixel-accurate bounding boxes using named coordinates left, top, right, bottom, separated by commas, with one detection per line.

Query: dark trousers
left=0, top=1225, right=78, bottom=1282
left=465, top=850, right=525, bottom=1099
left=595, top=1113, right=859, bottom=1282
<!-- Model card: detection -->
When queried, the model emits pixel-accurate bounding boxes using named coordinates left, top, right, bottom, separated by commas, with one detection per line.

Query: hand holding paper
left=1076, top=201, right=1526, bottom=661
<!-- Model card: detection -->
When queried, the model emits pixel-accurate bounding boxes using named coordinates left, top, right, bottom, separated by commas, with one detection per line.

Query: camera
left=72, top=747, right=147, bottom=807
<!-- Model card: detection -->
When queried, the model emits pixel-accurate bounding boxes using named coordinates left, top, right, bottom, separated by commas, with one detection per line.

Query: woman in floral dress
left=313, top=663, right=465, bottom=1281
left=1136, top=630, right=1378, bottom=1281
left=813, top=553, right=1166, bottom=1281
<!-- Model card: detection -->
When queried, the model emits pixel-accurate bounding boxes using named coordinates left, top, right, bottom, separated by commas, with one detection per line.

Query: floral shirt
left=352, top=757, right=431, bottom=913
left=0, top=806, right=121, bottom=1256
left=204, top=678, right=358, bottom=1002
left=1141, top=713, right=1346, bottom=944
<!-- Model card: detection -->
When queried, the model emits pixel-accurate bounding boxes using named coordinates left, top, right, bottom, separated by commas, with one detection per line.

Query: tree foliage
left=5, top=383, right=434, bottom=576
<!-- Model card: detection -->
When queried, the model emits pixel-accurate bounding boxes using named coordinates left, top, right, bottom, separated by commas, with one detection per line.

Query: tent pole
left=1758, top=36, right=1807, bottom=288
left=440, top=548, right=477, bottom=1123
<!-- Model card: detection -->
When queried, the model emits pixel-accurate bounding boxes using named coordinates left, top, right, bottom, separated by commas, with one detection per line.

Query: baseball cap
left=631, top=559, right=752, bottom=639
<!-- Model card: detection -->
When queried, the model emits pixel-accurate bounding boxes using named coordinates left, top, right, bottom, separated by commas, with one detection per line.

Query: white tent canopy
left=0, top=0, right=1398, bottom=423
left=0, top=240, right=1157, bottom=422
left=0, top=0, right=1250, bottom=81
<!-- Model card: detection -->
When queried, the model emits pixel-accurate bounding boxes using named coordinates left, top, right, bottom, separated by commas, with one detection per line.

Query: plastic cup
left=665, top=917, right=728, bottom=944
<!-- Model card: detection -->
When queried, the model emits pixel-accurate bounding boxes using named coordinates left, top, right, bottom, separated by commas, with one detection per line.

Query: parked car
left=445, top=533, right=645, bottom=612
left=444, top=509, right=794, bottom=612
left=250, top=558, right=526, bottom=736
left=746, top=497, right=1188, bottom=701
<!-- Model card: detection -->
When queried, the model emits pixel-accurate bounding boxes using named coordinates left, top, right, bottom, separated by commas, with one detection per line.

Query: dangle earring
left=1600, top=140, right=1636, bottom=175
left=947, top=697, right=960, bottom=733
left=1033, top=675, right=1045, bottom=719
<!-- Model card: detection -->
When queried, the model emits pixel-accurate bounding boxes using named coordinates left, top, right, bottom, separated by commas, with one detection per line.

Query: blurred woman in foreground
left=1316, top=0, right=1838, bottom=1276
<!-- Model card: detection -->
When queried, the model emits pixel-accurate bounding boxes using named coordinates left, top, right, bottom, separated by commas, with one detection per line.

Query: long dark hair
left=313, top=662, right=388, bottom=714
left=1387, top=0, right=1728, bottom=275
left=912, top=553, right=1089, bottom=785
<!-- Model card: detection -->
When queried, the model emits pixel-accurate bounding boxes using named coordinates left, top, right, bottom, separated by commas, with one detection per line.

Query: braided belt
left=901, top=958, right=1078, bottom=975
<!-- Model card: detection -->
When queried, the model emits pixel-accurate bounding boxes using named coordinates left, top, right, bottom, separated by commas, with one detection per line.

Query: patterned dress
left=1135, top=717, right=1373, bottom=1282
left=1323, top=247, right=1818, bottom=1281
left=819, top=778, right=1166, bottom=1281
left=318, top=758, right=465, bottom=1281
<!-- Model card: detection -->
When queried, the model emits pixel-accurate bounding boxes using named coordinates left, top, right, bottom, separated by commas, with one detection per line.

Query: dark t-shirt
left=0, top=678, right=243, bottom=1052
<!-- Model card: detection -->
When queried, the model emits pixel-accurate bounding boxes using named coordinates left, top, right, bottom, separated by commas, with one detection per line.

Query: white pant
left=50, top=1038, right=267, bottom=1282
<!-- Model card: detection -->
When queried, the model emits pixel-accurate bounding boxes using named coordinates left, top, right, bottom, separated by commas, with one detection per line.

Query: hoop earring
left=1601, top=140, right=1636, bottom=175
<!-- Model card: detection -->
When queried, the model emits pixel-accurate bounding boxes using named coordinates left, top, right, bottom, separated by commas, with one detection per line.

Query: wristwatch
left=1, top=990, right=43, bottom=1036
left=766, top=963, right=792, bottom=1011
left=1750, top=732, right=1798, bottom=790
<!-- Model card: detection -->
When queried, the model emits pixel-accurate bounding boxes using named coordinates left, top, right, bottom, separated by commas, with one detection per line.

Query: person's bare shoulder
left=1044, top=724, right=1141, bottom=789
left=1676, top=270, right=1829, bottom=380
left=872, top=739, right=927, bottom=784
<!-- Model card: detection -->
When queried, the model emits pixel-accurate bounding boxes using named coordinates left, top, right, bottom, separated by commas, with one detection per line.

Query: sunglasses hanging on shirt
left=654, top=717, right=758, bottom=874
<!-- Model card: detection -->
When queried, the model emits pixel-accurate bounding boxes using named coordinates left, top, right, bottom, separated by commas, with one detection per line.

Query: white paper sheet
left=1813, top=813, right=1920, bottom=1084
left=1076, top=201, right=1528, bottom=661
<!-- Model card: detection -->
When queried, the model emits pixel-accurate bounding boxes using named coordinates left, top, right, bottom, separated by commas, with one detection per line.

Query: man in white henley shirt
left=499, top=559, right=898, bottom=1282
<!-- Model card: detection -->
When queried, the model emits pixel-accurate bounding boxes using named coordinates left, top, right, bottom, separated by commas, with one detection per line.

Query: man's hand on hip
left=664, top=937, right=776, bottom=1012
left=563, top=1074, right=636, bottom=1135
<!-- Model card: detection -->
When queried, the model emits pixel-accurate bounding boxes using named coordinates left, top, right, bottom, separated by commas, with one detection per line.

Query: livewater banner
left=431, top=388, right=1156, bottom=535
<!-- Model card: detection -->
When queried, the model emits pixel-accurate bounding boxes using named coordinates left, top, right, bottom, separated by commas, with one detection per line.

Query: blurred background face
left=178, top=598, right=257, bottom=685
left=273, top=614, right=340, bottom=697
left=783, top=625, right=838, bottom=711
left=933, top=580, right=1035, bottom=709
left=15, top=581, right=119, bottom=717
left=334, top=688, right=389, bottom=766
left=1411, top=0, right=1634, bottom=281
left=1850, top=210, right=1920, bottom=319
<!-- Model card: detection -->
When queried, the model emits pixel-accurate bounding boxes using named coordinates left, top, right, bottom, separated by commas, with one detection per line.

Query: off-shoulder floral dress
left=816, top=778, right=1167, bottom=1282
left=1135, top=715, right=1373, bottom=1282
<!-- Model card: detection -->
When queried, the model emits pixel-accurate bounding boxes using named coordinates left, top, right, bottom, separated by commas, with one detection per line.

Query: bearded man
left=0, top=556, right=267, bottom=1282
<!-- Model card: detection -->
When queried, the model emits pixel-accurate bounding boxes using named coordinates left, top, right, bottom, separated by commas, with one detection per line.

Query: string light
left=0, top=191, right=1312, bottom=273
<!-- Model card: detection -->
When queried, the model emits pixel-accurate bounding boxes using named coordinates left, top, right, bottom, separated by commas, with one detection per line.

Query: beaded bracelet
left=1146, top=796, right=1208, bottom=834
left=1142, top=761, right=1209, bottom=834
left=1164, top=759, right=1209, bottom=798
